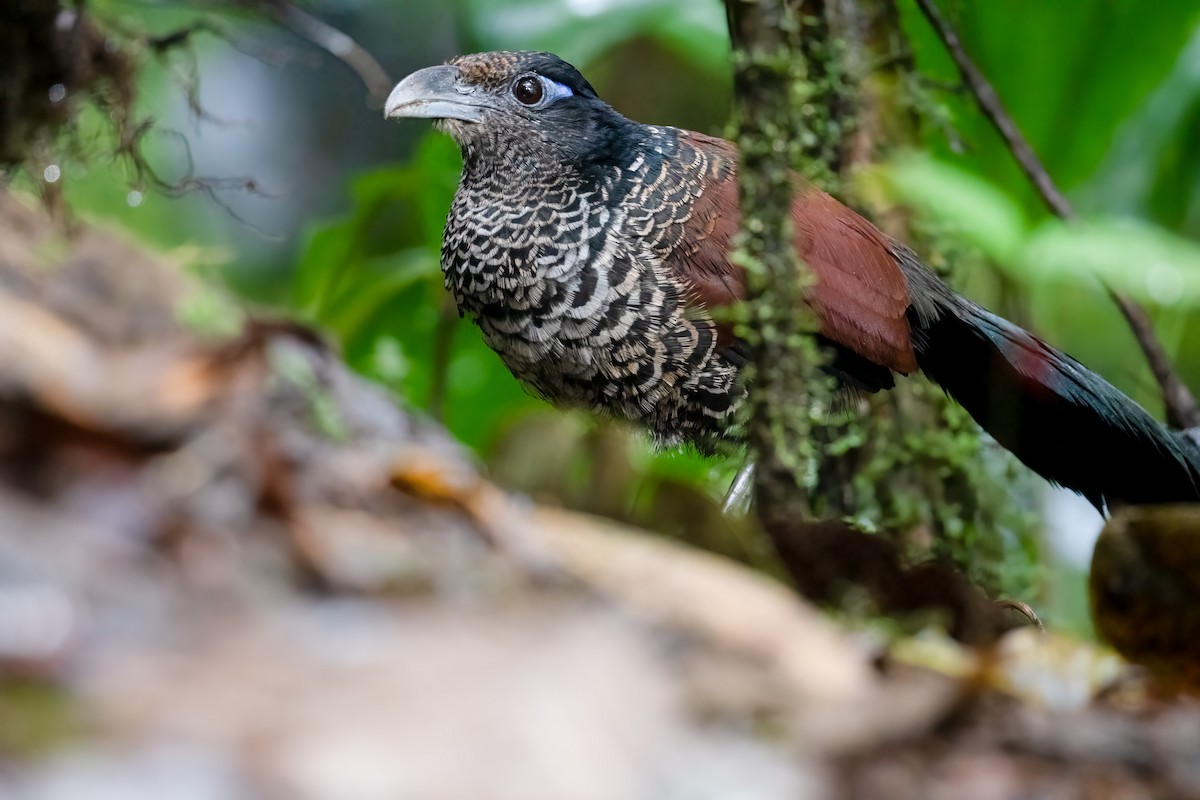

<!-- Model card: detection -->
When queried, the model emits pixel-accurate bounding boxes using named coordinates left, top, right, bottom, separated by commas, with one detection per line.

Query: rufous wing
left=665, top=130, right=917, bottom=375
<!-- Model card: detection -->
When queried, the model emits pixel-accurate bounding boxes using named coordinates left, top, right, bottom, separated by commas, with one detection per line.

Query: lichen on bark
left=726, top=0, right=843, bottom=527
left=725, top=0, right=1042, bottom=602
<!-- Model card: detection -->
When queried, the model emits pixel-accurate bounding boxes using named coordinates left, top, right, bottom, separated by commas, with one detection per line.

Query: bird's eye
left=512, top=76, right=544, bottom=106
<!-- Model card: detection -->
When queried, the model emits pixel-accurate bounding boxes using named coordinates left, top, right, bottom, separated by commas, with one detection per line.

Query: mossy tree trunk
left=726, top=0, right=1041, bottom=602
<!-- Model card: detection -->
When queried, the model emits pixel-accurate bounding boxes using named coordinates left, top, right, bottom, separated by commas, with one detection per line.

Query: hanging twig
left=913, top=0, right=1199, bottom=429
left=262, top=1, right=395, bottom=108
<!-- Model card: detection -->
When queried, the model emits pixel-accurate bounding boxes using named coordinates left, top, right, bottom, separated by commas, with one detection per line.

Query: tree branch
left=913, top=0, right=1199, bottom=429
left=263, top=1, right=395, bottom=108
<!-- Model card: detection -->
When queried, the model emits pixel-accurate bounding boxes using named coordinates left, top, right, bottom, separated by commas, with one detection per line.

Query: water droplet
left=43, top=164, right=61, bottom=183
left=126, top=190, right=144, bottom=207
left=48, top=83, right=67, bottom=103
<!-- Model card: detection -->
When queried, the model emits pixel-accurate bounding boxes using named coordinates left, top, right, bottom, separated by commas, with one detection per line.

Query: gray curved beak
left=384, top=64, right=489, bottom=122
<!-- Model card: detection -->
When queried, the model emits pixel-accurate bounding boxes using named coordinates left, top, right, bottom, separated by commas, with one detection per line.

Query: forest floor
left=2, top=191, right=1200, bottom=799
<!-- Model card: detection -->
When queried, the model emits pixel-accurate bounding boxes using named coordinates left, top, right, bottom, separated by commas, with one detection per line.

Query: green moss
left=175, top=283, right=246, bottom=341
left=270, top=345, right=350, bottom=442
left=728, top=0, right=1042, bottom=603
left=728, top=7, right=849, bottom=522
left=0, top=678, right=80, bottom=757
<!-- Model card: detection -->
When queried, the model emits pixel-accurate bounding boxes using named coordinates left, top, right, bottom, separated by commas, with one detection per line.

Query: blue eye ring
left=511, top=73, right=574, bottom=107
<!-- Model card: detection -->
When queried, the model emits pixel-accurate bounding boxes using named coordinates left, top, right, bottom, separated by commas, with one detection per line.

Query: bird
left=383, top=50, right=1200, bottom=511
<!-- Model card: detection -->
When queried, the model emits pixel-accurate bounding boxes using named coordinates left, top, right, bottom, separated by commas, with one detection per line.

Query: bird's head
left=385, top=51, right=629, bottom=173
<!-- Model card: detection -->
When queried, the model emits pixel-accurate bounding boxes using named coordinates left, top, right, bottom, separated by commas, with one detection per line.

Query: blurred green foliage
left=894, top=0, right=1200, bottom=411
left=457, top=0, right=729, bottom=75
left=881, top=153, right=1200, bottom=306
left=292, top=133, right=541, bottom=451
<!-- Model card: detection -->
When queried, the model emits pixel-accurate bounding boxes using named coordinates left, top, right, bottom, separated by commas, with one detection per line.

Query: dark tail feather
left=913, top=295, right=1200, bottom=510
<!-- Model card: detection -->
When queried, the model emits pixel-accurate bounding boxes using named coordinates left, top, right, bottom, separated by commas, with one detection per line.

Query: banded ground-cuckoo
left=385, top=50, right=1200, bottom=511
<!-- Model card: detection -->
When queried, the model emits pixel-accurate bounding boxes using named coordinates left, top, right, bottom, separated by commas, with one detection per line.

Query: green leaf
left=1017, top=218, right=1200, bottom=307
left=896, top=0, right=1200, bottom=214
left=882, top=153, right=1027, bottom=262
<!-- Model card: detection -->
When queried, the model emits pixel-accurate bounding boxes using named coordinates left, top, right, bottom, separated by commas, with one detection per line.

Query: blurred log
left=1091, top=505, right=1200, bottom=690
